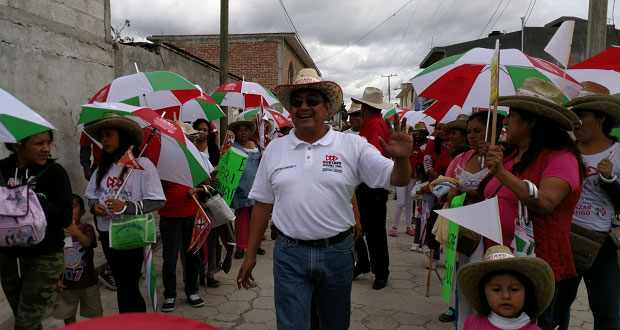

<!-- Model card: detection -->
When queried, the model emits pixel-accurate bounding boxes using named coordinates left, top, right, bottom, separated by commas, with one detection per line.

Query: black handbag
left=570, top=223, right=607, bottom=272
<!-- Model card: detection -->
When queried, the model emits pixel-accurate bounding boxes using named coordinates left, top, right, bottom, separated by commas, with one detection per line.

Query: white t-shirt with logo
left=249, top=126, right=394, bottom=240
left=85, top=157, right=166, bottom=232
left=573, top=142, right=620, bottom=232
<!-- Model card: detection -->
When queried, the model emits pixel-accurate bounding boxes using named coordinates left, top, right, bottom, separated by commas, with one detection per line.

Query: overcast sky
left=111, top=0, right=620, bottom=107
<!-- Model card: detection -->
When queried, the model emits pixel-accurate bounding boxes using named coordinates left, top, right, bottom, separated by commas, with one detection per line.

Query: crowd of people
left=0, top=68, right=618, bottom=330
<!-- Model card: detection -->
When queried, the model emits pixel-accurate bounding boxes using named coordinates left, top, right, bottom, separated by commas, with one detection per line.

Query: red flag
left=116, top=146, right=144, bottom=170
left=219, top=130, right=235, bottom=155
left=188, top=203, right=211, bottom=254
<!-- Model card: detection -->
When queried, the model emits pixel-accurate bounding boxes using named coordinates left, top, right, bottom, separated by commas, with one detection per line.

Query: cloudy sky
left=111, top=0, right=619, bottom=106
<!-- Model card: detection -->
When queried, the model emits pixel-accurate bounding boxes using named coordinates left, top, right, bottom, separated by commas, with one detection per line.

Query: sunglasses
left=290, top=97, right=326, bottom=108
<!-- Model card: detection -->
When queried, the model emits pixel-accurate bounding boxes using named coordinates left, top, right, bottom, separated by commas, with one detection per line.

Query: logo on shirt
left=322, top=155, right=342, bottom=173
left=586, top=166, right=599, bottom=177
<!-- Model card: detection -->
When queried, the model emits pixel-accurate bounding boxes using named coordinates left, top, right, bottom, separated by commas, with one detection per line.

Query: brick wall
left=283, top=42, right=307, bottom=83
left=180, top=42, right=280, bottom=92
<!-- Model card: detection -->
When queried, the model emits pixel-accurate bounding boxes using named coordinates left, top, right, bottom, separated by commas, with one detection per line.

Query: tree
left=111, top=19, right=134, bottom=44
left=340, top=103, right=348, bottom=123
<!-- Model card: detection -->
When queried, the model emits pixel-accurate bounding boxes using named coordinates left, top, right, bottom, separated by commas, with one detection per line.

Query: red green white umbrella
left=401, top=110, right=436, bottom=135
left=179, top=93, right=226, bottom=123
left=411, top=47, right=582, bottom=116
left=90, top=71, right=202, bottom=116
left=235, top=108, right=292, bottom=128
left=381, top=107, right=411, bottom=121
left=211, top=81, right=279, bottom=108
left=567, top=46, right=620, bottom=97
left=78, top=102, right=211, bottom=187
left=0, top=88, right=56, bottom=142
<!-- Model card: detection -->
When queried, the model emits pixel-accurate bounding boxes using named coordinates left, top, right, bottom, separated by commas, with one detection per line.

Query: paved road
left=1, top=197, right=595, bottom=329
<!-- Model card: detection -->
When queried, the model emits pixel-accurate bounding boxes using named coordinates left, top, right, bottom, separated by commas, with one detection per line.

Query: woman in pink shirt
left=480, top=78, right=584, bottom=330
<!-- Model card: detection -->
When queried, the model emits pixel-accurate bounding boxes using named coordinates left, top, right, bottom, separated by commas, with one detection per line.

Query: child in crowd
left=457, top=245, right=555, bottom=330
left=53, top=194, right=103, bottom=324
left=411, top=163, right=432, bottom=252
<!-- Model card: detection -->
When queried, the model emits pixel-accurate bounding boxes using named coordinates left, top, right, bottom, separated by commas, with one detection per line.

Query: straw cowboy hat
left=275, top=68, right=343, bottom=118
left=563, top=81, right=620, bottom=128
left=443, top=114, right=470, bottom=132
left=351, top=87, right=394, bottom=110
left=413, top=122, right=429, bottom=134
left=174, top=120, right=200, bottom=140
left=497, top=77, right=579, bottom=131
left=84, top=114, right=144, bottom=147
left=228, top=119, right=257, bottom=137
left=457, top=245, right=555, bottom=318
left=347, top=102, right=362, bottom=114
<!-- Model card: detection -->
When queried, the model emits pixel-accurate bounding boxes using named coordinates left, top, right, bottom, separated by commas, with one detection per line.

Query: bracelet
left=599, top=173, right=618, bottom=183
left=113, top=204, right=128, bottom=215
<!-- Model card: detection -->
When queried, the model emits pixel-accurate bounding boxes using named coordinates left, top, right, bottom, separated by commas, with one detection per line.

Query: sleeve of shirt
left=357, top=140, right=394, bottom=190
left=84, top=168, right=99, bottom=200
left=248, top=145, right=275, bottom=204
left=80, top=224, right=97, bottom=248
left=362, top=124, right=385, bottom=154
left=541, top=151, right=580, bottom=191
left=138, top=158, right=167, bottom=202
left=445, top=152, right=464, bottom=179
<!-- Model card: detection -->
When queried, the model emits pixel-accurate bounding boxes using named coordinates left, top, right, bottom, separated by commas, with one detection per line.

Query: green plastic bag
left=109, top=213, right=155, bottom=250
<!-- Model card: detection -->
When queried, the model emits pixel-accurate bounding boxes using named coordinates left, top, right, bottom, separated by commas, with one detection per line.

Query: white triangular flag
left=544, top=20, right=575, bottom=68
left=434, top=197, right=503, bottom=245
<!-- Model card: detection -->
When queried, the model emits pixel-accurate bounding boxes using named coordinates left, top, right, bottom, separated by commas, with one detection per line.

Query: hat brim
left=351, top=97, right=394, bottom=110
left=498, top=95, right=574, bottom=130
left=564, top=95, right=620, bottom=128
left=228, top=120, right=257, bottom=137
left=457, top=256, right=555, bottom=318
left=275, top=81, right=343, bottom=118
left=443, top=120, right=468, bottom=132
left=84, top=117, right=144, bottom=147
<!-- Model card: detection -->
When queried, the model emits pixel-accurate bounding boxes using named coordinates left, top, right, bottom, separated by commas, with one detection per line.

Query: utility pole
left=381, top=74, right=397, bottom=102
left=586, top=0, right=608, bottom=58
left=219, top=0, right=229, bottom=144
left=521, top=16, right=525, bottom=52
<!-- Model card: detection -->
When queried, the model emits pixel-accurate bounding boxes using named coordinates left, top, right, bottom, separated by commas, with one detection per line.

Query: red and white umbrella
left=567, top=46, right=620, bottom=97
left=381, top=107, right=412, bottom=121
left=78, top=102, right=211, bottom=187
left=90, top=71, right=202, bottom=116
left=235, top=108, right=292, bottom=128
left=178, top=93, right=226, bottom=123
left=401, top=111, right=436, bottom=135
left=411, top=48, right=582, bottom=119
left=210, top=81, right=279, bottom=108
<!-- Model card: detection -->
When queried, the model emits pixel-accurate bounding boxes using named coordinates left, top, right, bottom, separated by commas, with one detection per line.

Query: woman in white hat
left=84, top=115, right=166, bottom=313
left=482, top=78, right=585, bottom=329
left=552, top=82, right=620, bottom=330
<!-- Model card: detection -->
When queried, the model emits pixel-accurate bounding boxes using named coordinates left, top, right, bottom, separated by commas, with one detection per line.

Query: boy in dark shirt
left=53, top=194, right=103, bottom=324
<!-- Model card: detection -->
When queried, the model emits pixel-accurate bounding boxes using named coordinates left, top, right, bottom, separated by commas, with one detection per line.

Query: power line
left=488, top=0, right=513, bottom=32
left=477, top=0, right=505, bottom=39
left=525, top=0, right=537, bottom=25
left=278, top=0, right=300, bottom=38
left=316, top=0, right=413, bottom=64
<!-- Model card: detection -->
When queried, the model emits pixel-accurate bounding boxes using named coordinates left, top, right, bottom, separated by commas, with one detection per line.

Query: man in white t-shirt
left=343, top=103, right=362, bottom=135
left=236, top=68, right=413, bottom=330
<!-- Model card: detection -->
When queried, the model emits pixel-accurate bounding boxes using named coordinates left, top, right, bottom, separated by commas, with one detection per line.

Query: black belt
left=276, top=227, right=353, bottom=247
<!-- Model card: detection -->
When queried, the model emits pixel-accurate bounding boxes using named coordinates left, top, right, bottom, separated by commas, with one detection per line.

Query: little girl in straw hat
left=457, top=245, right=556, bottom=330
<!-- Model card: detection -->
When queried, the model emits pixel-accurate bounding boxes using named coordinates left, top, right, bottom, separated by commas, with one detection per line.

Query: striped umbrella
left=78, top=102, right=211, bottom=187
left=90, top=71, right=202, bottom=116
left=179, top=93, right=226, bottom=123
left=567, top=46, right=620, bottom=97
left=211, top=81, right=279, bottom=108
left=411, top=48, right=582, bottom=117
left=381, top=107, right=411, bottom=121
left=0, top=88, right=55, bottom=142
left=235, top=108, right=292, bottom=128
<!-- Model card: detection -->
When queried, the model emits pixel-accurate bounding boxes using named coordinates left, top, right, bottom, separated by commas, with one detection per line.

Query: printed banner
left=188, top=198, right=211, bottom=254
left=215, top=147, right=248, bottom=205
left=442, top=193, right=465, bottom=304
left=144, top=245, right=157, bottom=312
left=490, top=39, right=500, bottom=104
left=220, top=130, right=235, bottom=155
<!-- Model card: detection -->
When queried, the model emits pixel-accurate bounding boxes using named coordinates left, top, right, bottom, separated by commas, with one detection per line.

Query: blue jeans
left=552, top=237, right=620, bottom=330
left=273, top=234, right=355, bottom=330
